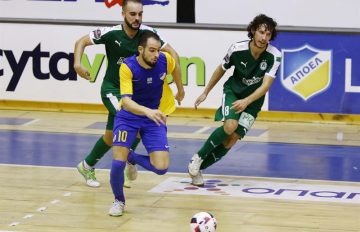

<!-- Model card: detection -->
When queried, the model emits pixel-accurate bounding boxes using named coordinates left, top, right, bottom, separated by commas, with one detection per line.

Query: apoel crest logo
left=281, top=45, right=332, bottom=100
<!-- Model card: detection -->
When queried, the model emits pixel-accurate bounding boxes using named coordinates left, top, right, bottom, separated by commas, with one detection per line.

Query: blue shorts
left=113, top=110, right=169, bottom=154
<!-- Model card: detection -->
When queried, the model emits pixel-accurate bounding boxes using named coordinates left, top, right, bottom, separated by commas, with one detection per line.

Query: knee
left=223, top=120, right=238, bottom=135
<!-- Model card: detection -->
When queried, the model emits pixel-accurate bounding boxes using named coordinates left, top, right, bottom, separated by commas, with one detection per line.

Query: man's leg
left=109, top=146, right=128, bottom=217
left=128, top=150, right=169, bottom=175
left=77, top=93, right=116, bottom=188
left=109, top=114, right=138, bottom=216
left=77, top=129, right=112, bottom=188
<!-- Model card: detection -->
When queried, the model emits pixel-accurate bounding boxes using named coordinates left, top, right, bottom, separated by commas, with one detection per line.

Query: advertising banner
left=1, top=23, right=359, bottom=114
left=269, top=32, right=360, bottom=114
left=0, top=0, right=176, bottom=23
left=0, top=23, right=248, bottom=109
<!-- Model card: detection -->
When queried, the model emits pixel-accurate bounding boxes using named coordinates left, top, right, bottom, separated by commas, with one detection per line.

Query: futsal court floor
left=0, top=109, right=360, bottom=232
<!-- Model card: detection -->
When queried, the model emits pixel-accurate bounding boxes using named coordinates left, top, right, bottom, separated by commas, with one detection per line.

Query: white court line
left=193, top=126, right=212, bottom=134
left=0, top=163, right=358, bottom=185
left=22, top=119, right=40, bottom=126
left=1, top=231, right=25, bottom=232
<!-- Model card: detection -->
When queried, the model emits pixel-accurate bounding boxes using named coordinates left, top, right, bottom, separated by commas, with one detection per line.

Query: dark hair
left=247, top=14, right=278, bottom=40
left=139, top=30, right=160, bottom=47
left=123, top=0, right=142, bottom=9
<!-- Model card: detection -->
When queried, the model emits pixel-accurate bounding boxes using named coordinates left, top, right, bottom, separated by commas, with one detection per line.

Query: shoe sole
left=188, top=170, right=204, bottom=187
left=109, top=213, right=123, bottom=217
left=191, top=182, right=205, bottom=187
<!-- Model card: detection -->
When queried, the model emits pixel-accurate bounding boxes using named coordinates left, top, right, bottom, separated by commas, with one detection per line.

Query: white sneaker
left=125, top=163, right=138, bottom=181
left=76, top=161, right=101, bottom=188
left=109, top=199, right=125, bottom=217
left=188, top=154, right=203, bottom=176
left=123, top=168, right=131, bottom=188
left=190, top=170, right=204, bottom=186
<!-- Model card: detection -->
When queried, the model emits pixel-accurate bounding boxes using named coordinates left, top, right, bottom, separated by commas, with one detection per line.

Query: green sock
left=198, top=126, right=229, bottom=159
left=85, top=136, right=111, bottom=167
left=131, top=137, right=141, bottom=150
left=200, top=144, right=230, bottom=170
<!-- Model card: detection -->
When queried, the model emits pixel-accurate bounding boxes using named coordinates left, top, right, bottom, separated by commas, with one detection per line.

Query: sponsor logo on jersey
left=281, top=45, right=332, bottom=100
left=242, top=76, right=262, bottom=86
left=147, top=77, right=153, bottom=84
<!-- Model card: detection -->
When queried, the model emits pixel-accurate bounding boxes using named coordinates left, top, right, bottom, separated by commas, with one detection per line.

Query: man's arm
left=161, top=43, right=185, bottom=105
left=122, top=97, right=167, bottom=126
left=73, top=35, right=93, bottom=80
left=231, top=75, right=275, bottom=114
left=194, top=65, right=226, bottom=109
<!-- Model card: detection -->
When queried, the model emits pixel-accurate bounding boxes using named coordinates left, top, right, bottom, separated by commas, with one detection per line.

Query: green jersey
left=89, top=24, right=165, bottom=97
left=222, top=40, right=281, bottom=109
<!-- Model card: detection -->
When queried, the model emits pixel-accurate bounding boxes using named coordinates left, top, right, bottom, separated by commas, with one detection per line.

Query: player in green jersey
left=188, top=14, right=282, bottom=186
left=73, top=0, right=184, bottom=188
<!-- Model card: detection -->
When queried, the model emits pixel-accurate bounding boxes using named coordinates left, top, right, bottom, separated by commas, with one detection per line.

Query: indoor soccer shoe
left=188, top=153, right=203, bottom=176
left=76, top=161, right=101, bottom=188
left=125, top=163, right=138, bottom=181
left=123, top=168, right=131, bottom=188
left=109, top=199, right=125, bottom=217
left=190, top=170, right=204, bottom=186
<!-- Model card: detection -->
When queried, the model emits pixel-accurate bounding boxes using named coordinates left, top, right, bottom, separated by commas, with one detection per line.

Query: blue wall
left=269, top=32, right=360, bottom=114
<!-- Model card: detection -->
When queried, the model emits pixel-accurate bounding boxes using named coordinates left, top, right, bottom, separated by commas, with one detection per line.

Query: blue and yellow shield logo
left=281, top=45, right=332, bottom=100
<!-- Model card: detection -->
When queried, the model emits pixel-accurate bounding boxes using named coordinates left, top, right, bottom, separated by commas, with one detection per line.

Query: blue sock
left=110, top=160, right=126, bottom=203
left=128, top=150, right=168, bottom=175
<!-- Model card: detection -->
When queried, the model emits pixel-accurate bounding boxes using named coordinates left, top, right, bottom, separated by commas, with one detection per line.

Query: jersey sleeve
left=221, top=43, right=236, bottom=70
left=265, top=47, right=282, bottom=78
left=164, top=52, right=176, bottom=74
left=119, top=63, right=133, bottom=97
left=159, top=82, right=176, bottom=115
left=159, top=52, right=176, bottom=115
left=89, top=26, right=112, bottom=45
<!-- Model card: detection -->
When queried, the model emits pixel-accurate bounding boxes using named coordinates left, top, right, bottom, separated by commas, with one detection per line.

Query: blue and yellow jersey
left=119, top=52, right=176, bottom=115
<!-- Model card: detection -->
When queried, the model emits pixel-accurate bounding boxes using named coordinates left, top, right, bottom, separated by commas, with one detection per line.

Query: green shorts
left=214, top=87, right=260, bottom=138
left=101, top=82, right=121, bottom=130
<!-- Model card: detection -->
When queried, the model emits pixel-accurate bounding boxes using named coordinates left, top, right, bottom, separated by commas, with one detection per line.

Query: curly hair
left=247, top=14, right=278, bottom=41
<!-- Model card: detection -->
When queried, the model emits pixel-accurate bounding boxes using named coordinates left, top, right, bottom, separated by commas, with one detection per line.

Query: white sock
left=83, top=160, right=93, bottom=170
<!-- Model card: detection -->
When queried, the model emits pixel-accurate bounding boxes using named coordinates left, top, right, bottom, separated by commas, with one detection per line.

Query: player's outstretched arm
left=195, top=65, right=225, bottom=109
left=161, top=43, right=185, bottom=105
left=73, top=35, right=93, bottom=80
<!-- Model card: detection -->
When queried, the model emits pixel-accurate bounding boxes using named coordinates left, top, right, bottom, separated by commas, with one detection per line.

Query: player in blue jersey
left=188, top=14, right=282, bottom=186
left=73, top=0, right=184, bottom=188
left=108, top=31, right=181, bottom=216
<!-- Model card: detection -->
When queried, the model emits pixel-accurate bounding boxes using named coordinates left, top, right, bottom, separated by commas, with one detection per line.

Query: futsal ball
left=190, top=212, right=217, bottom=232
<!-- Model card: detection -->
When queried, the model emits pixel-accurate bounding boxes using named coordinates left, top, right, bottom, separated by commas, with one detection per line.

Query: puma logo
left=115, top=40, right=121, bottom=47
left=241, top=61, right=247, bottom=67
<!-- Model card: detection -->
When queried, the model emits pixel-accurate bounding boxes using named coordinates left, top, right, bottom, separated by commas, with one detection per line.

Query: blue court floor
left=1, top=127, right=360, bottom=182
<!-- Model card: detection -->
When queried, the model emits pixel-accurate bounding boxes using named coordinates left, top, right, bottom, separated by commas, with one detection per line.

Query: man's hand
left=74, top=64, right=90, bottom=80
left=230, top=99, right=251, bottom=114
left=145, top=109, right=167, bottom=126
left=175, top=88, right=185, bottom=105
left=194, top=93, right=207, bottom=109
